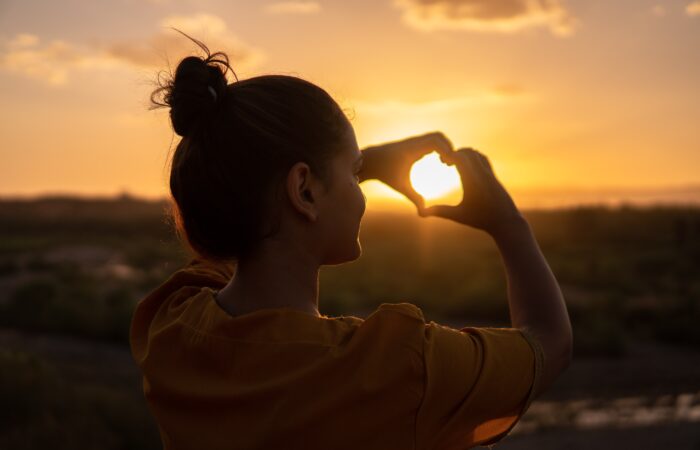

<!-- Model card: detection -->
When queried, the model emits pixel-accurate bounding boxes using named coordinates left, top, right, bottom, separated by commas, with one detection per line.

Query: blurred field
left=1, top=195, right=699, bottom=449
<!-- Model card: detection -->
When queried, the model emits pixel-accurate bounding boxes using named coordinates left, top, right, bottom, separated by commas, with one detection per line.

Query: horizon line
left=2, top=184, right=700, bottom=212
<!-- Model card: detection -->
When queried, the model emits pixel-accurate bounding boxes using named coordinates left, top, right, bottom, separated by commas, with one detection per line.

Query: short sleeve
left=415, top=322, right=544, bottom=450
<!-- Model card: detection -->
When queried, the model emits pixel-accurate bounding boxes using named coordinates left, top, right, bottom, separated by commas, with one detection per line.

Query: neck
left=215, top=237, right=321, bottom=318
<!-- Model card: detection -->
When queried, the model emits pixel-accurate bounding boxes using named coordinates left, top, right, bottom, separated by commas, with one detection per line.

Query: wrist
left=487, top=214, right=531, bottom=242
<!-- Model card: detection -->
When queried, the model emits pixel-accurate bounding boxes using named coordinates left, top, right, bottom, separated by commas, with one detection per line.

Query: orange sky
left=0, top=0, right=698, bottom=210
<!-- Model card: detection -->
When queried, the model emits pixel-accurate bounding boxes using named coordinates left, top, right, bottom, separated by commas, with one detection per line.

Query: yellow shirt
left=130, top=257, right=543, bottom=450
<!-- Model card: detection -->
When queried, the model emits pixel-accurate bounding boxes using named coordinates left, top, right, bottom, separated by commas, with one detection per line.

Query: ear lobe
left=287, top=162, right=319, bottom=222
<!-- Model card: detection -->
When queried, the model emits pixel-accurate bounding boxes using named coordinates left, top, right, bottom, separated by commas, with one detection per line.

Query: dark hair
left=151, top=31, right=351, bottom=262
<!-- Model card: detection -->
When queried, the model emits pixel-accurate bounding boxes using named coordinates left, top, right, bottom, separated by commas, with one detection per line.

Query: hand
left=360, top=132, right=455, bottom=214
left=419, top=147, right=525, bottom=234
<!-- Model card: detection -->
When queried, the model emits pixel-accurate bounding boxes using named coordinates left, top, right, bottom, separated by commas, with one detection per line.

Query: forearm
left=489, top=216, right=573, bottom=394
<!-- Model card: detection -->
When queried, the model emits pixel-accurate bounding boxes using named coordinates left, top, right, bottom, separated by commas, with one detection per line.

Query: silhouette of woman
left=130, top=32, right=572, bottom=450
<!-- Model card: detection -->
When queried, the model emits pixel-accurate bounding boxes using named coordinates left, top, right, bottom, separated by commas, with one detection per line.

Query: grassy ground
left=0, top=196, right=699, bottom=448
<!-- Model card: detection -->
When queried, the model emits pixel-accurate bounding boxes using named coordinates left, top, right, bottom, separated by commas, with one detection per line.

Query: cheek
left=357, top=183, right=365, bottom=203
left=353, top=182, right=366, bottom=215
left=329, top=183, right=359, bottom=241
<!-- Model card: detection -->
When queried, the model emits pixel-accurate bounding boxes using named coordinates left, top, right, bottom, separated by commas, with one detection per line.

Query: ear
left=286, top=162, right=320, bottom=222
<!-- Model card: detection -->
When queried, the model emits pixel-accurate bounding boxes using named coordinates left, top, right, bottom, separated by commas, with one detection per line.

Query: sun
left=409, top=152, right=461, bottom=201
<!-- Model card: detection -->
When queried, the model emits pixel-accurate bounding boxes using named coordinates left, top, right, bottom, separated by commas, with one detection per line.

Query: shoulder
left=350, top=302, right=427, bottom=356
left=370, top=302, right=426, bottom=322
left=176, top=256, right=236, bottom=286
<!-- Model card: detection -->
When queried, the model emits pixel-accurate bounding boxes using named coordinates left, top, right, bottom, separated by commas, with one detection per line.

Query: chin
left=349, top=239, right=362, bottom=261
left=324, top=240, right=362, bottom=265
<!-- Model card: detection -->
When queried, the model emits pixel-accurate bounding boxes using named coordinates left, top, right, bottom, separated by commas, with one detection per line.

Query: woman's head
left=152, top=34, right=366, bottom=265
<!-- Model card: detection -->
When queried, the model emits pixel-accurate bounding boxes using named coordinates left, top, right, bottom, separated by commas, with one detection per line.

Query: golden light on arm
left=409, top=152, right=462, bottom=201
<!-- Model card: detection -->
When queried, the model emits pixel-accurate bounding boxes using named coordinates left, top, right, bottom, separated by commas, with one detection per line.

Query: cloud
left=0, top=33, right=124, bottom=85
left=263, top=1, right=321, bottom=14
left=103, top=13, right=265, bottom=72
left=0, top=13, right=265, bottom=85
left=393, top=0, right=578, bottom=37
left=686, top=1, right=700, bottom=16
left=651, top=5, right=666, bottom=17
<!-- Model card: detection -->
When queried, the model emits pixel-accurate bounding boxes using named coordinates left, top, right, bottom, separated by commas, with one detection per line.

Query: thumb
left=419, top=204, right=457, bottom=220
left=405, top=191, right=425, bottom=214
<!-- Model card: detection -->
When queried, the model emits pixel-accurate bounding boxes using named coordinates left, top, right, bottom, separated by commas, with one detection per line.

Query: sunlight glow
left=409, top=152, right=461, bottom=200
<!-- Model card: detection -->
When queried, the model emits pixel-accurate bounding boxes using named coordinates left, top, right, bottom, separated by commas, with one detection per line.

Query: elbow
left=526, top=325, right=572, bottom=398
left=557, top=324, right=574, bottom=373
left=544, top=323, right=574, bottom=379
left=561, top=344, right=573, bottom=374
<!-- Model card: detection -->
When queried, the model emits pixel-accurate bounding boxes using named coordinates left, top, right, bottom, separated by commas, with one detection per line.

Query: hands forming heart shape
left=361, top=131, right=524, bottom=234
left=359, top=132, right=456, bottom=213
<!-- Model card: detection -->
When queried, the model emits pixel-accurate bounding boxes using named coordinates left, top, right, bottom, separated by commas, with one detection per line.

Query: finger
left=420, top=204, right=458, bottom=221
left=439, top=154, right=455, bottom=165
left=401, top=131, right=455, bottom=161
left=454, top=148, right=481, bottom=174
left=404, top=189, right=425, bottom=211
left=453, top=148, right=491, bottom=190
left=472, top=149, right=494, bottom=174
left=425, top=131, right=455, bottom=159
left=440, top=143, right=474, bottom=166
left=425, top=131, right=456, bottom=164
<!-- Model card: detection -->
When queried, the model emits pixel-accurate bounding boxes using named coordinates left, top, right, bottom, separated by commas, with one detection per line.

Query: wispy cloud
left=651, top=5, right=666, bottom=17
left=0, top=33, right=123, bottom=85
left=263, top=1, right=321, bottom=14
left=0, top=13, right=265, bottom=85
left=489, top=83, right=528, bottom=97
left=393, top=0, right=577, bottom=37
left=686, top=1, right=700, bottom=16
left=103, top=13, right=265, bottom=71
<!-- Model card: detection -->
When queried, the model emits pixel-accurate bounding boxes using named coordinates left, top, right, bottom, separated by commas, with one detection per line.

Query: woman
left=130, top=34, right=572, bottom=450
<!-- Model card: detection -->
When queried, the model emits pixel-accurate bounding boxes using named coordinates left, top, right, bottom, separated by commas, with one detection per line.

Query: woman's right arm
left=488, top=215, right=572, bottom=396
left=420, top=147, right=572, bottom=398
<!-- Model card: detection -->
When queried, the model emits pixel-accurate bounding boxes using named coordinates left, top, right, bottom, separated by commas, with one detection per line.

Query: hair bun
left=165, top=56, right=228, bottom=137
left=150, top=30, right=237, bottom=137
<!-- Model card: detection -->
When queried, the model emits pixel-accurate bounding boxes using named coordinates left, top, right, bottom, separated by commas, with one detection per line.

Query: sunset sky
left=1, top=0, right=699, bottom=210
